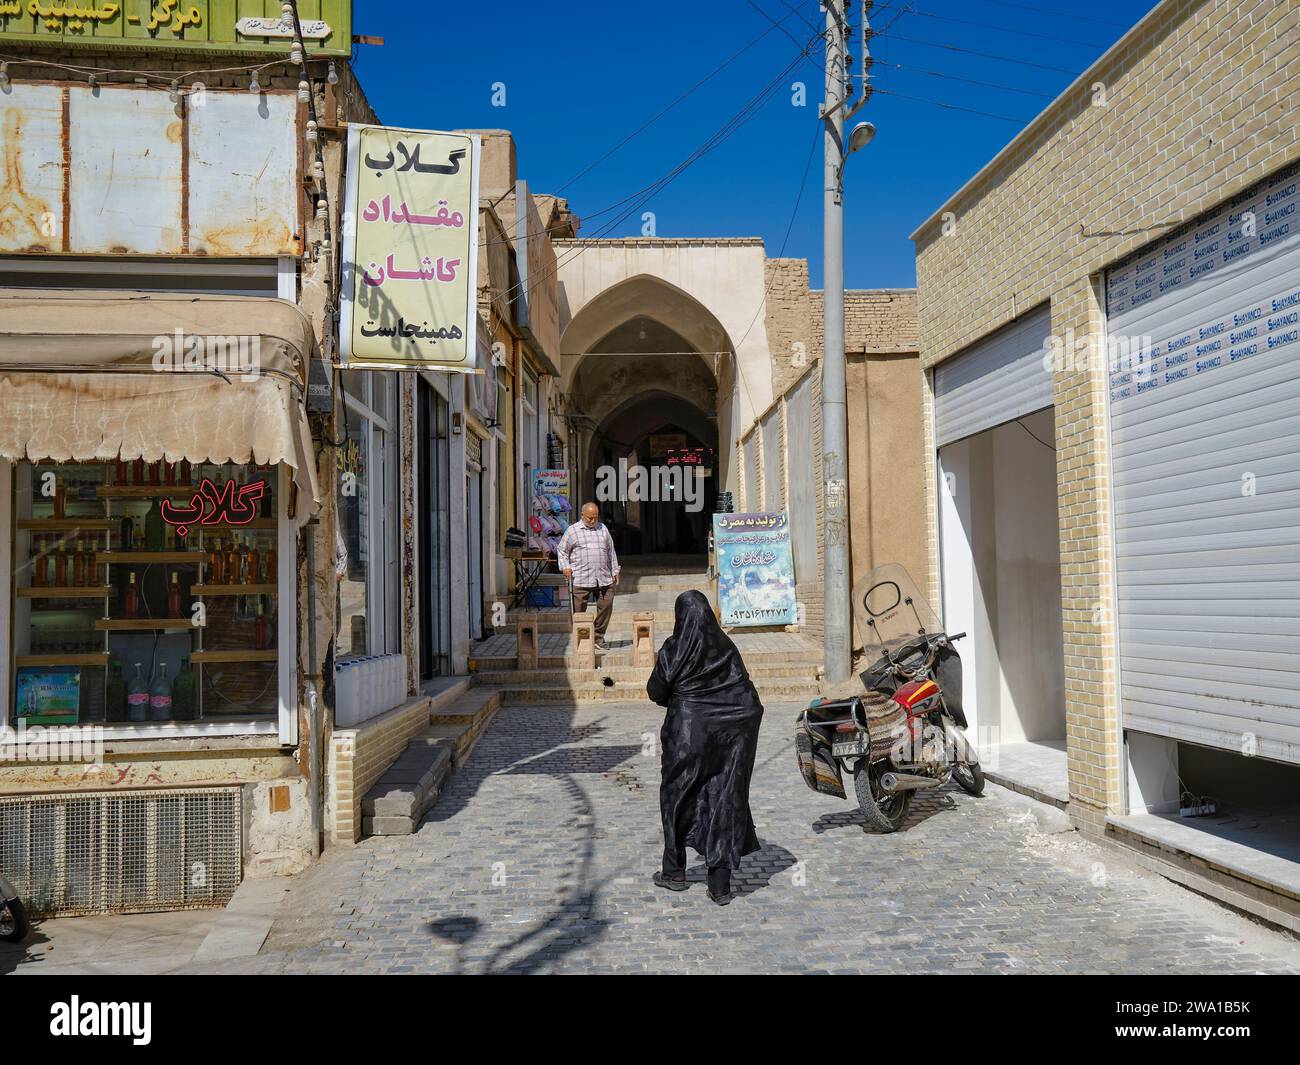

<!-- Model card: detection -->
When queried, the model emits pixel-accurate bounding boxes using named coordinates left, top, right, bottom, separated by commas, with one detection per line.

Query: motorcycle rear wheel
left=952, top=761, right=985, bottom=796
left=853, top=762, right=912, bottom=833
left=0, top=897, right=30, bottom=943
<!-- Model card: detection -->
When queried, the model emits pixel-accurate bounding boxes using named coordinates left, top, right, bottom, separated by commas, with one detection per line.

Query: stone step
left=490, top=679, right=822, bottom=705
left=469, top=664, right=818, bottom=685
left=362, top=686, right=501, bottom=837
left=469, top=649, right=823, bottom=672
left=360, top=737, right=454, bottom=836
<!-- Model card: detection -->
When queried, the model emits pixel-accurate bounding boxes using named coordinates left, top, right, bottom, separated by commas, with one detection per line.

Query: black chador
left=647, top=591, right=764, bottom=905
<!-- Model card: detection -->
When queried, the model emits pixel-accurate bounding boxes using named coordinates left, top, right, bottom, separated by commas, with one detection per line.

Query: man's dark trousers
left=572, top=584, right=614, bottom=640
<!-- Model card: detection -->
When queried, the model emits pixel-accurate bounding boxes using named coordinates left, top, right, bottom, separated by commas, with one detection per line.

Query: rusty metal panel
left=68, top=85, right=184, bottom=254
left=0, top=84, right=65, bottom=253
left=0, top=83, right=298, bottom=257
left=188, top=90, right=298, bottom=256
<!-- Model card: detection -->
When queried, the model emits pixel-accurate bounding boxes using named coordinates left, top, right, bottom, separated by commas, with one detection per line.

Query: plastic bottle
left=127, top=662, right=149, bottom=722
left=167, top=571, right=182, bottom=618
left=149, top=663, right=172, bottom=721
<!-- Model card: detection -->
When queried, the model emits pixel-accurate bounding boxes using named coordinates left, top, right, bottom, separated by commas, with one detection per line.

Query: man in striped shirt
left=558, top=502, right=620, bottom=650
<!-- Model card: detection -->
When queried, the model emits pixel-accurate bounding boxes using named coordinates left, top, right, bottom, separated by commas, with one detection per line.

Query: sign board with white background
left=340, top=125, right=480, bottom=372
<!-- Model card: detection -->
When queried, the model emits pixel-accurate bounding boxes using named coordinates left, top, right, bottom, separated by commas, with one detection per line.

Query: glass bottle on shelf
left=145, top=496, right=164, bottom=551
left=106, top=660, right=126, bottom=723
left=127, top=663, right=149, bottom=722
left=72, top=536, right=86, bottom=587
left=132, top=456, right=145, bottom=485
left=254, top=600, right=269, bottom=650
left=54, top=538, right=68, bottom=586
left=149, top=663, right=172, bottom=721
left=179, top=458, right=192, bottom=486
left=263, top=543, right=276, bottom=586
left=247, top=539, right=261, bottom=586
left=32, top=535, right=46, bottom=587
left=207, top=538, right=225, bottom=585
left=167, top=571, right=182, bottom=618
left=115, top=456, right=127, bottom=486
left=164, top=460, right=176, bottom=486
left=173, top=657, right=196, bottom=720
left=149, top=461, right=161, bottom=486
left=123, top=571, right=140, bottom=619
left=119, top=513, right=133, bottom=552
left=225, top=538, right=239, bottom=585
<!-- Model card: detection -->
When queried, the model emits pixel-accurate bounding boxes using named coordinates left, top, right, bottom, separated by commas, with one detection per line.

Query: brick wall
left=911, top=0, right=1300, bottom=832
left=327, top=695, right=433, bottom=844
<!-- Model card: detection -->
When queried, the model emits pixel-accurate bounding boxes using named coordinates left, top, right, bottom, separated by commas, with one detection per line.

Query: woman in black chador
left=646, top=590, right=764, bottom=905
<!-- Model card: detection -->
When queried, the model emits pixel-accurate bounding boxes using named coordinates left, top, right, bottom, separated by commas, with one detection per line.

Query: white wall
left=938, top=407, right=1065, bottom=746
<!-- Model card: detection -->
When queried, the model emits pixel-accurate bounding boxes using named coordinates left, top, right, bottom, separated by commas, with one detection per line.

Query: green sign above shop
left=0, top=1, right=351, bottom=57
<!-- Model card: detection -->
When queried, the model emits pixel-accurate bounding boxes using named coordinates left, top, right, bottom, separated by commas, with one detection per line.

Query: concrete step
left=490, top=679, right=822, bottom=705
left=362, top=686, right=501, bottom=836
left=469, top=664, right=817, bottom=685
left=361, top=736, right=454, bottom=836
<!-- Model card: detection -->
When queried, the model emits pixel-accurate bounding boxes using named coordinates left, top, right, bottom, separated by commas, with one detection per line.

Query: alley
left=175, top=701, right=1300, bottom=975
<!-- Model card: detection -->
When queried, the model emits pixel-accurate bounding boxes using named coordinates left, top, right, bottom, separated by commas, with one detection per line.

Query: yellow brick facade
left=912, top=0, right=1300, bottom=833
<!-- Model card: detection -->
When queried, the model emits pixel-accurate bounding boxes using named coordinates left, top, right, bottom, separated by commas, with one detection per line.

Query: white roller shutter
left=1105, top=161, right=1300, bottom=763
left=933, top=303, right=1053, bottom=447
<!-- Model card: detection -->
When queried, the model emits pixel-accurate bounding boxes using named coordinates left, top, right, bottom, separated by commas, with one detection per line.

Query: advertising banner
left=340, top=124, right=480, bottom=371
left=713, top=511, right=797, bottom=628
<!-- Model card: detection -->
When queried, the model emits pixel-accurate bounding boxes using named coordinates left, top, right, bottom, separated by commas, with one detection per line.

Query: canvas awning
left=0, top=288, right=320, bottom=516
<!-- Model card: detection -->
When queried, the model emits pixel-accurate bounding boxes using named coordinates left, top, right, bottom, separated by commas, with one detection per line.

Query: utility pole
left=821, top=0, right=872, bottom=684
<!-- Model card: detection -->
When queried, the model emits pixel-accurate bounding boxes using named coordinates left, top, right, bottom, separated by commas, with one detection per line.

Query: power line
left=875, top=59, right=1056, bottom=98
left=870, top=29, right=1081, bottom=74
left=872, top=3, right=1109, bottom=48
left=871, top=86, right=1030, bottom=124
left=976, top=0, right=1130, bottom=29
left=555, top=5, right=806, bottom=195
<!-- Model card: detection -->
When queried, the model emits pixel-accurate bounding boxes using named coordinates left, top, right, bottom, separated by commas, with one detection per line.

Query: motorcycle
left=795, top=563, right=983, bottom=832
left=0, top=873, right=30, bottom=943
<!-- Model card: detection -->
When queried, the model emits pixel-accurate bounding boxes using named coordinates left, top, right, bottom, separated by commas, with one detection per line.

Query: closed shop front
left=1105, top=162, right=1300, bottom=764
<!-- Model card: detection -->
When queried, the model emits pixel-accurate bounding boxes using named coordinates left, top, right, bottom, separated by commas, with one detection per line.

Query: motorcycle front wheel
left=0, top=896, right=30, bottom=943
left=952, top=761, right=985, bottom=796
left=853, top=762, right=912, bottom=833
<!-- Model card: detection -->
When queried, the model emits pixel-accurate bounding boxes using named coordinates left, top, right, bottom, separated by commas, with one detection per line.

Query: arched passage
left=561, top=275, right=735, bottom=560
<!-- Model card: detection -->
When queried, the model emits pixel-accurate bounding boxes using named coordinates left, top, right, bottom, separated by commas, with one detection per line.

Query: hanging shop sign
left=339, top=124, right=481, bottom=372
left=0, top=1, right=350, bottom=55
left=712, top=512, right=797, bottom=628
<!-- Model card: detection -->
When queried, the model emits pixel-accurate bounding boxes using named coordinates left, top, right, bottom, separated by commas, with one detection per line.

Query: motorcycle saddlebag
left=794, top=700, right=848, bottom=799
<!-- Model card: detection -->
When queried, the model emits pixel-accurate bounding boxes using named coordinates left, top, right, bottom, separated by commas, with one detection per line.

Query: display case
left=10, top=458, right=282, bottom=727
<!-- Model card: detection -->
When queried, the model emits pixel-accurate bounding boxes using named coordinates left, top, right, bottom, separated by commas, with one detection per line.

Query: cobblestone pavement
left=181, top=701, right=1300, bottom=974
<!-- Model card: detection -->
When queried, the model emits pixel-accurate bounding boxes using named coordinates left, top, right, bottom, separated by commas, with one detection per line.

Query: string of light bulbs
left=0, top=51, right=339, bottom=97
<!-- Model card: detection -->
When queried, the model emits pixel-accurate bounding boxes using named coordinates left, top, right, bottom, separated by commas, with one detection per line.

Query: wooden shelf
left=95, top=619, right=194, bottom=631
left=191, top=584, right=277, bottom=596
left=97, top=551, right=201, bottom=564
left=191, top=650, right=276, bottom=663
left=183, top=520, right=277, bottom=532
left=17, top=518, right=115, bottom=531
left=17, top=586, right=112, bottom=599
left=16, top=653, right=109, bottom=667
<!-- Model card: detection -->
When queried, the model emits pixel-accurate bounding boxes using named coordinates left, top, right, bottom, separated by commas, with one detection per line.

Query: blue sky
left=352, top=0, right=1156, bottom=289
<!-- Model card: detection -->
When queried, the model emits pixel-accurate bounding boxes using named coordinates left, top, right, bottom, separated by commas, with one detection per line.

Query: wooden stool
left=571, top=610, right=596, bottom=669
left=633, top=611, right=655, bottom=668
left=516, top=612, right=540, bottom=671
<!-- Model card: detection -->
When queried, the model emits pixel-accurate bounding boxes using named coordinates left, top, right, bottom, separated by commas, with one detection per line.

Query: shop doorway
left=467, top=466, right=484, bottom=642
left=417, top=380, right=451, bottom=679
left=937, top=408, right=1067, bottom=794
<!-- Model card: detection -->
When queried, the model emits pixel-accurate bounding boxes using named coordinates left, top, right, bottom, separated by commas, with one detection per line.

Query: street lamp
left=847, top=121, right=876, bottom=156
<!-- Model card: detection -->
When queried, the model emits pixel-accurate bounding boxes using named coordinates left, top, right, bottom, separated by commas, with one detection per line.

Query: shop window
left=337, top=372, right=401, bottom=660
left=8, top=458, right=283, bottom=728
